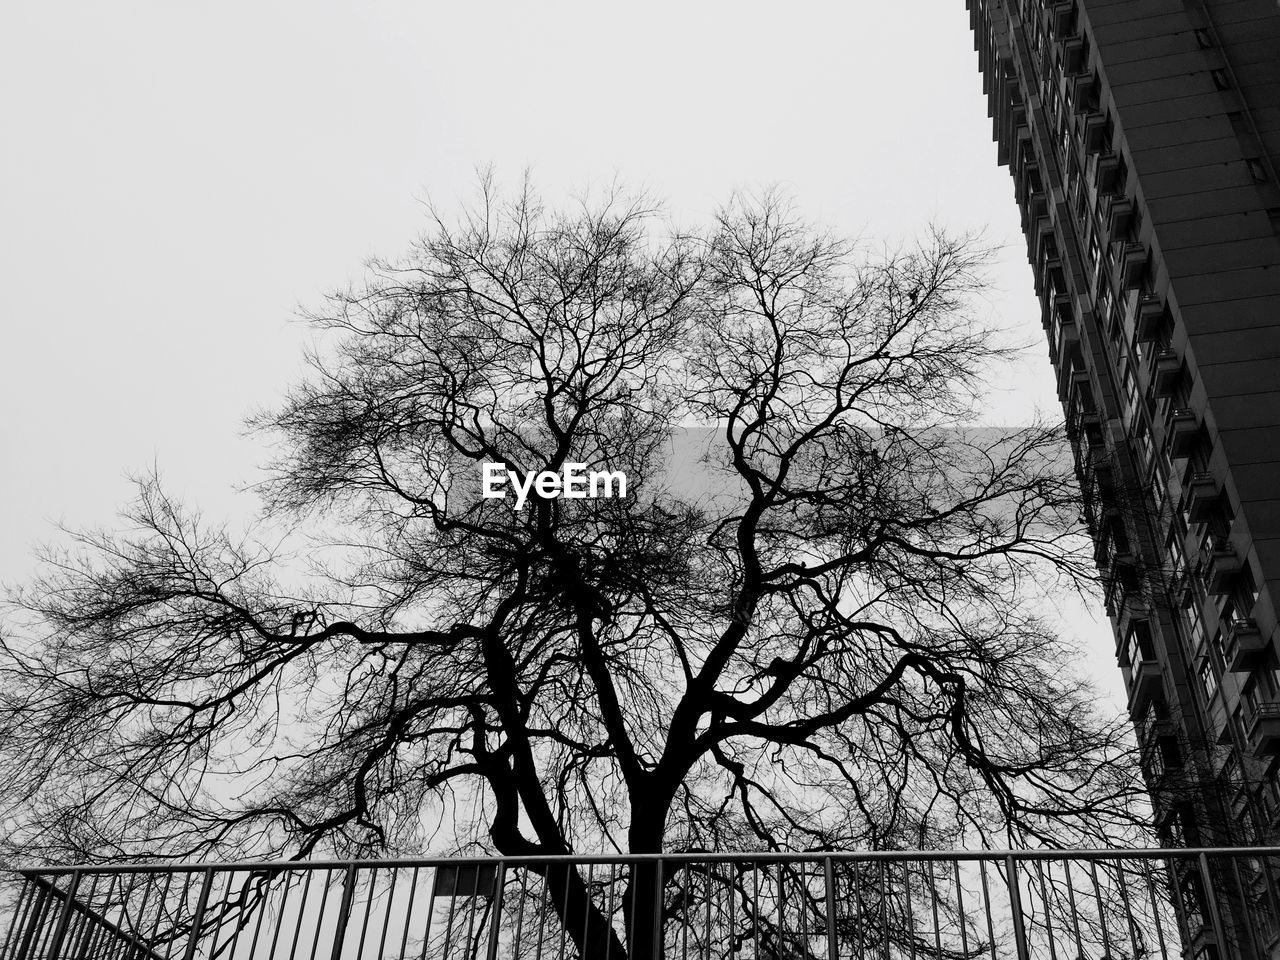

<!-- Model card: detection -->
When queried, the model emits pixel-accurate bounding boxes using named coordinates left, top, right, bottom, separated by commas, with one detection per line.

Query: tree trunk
left=622, top=860, right=664, bottom=960
left=539, top=861, right=631, bottom=959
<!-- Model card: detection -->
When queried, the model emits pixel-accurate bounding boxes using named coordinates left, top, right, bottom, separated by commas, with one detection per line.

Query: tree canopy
left=0, top=181, right=1141, bottom=881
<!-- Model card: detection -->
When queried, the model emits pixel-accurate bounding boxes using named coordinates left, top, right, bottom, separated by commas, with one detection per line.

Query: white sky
left=0, top=1, right=1123, bottom=704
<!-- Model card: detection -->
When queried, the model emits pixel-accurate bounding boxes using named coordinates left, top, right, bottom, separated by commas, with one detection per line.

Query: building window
left=1131, top=324, right=1147, bottom=365
left=1223, top=752, right=1240, bottom=784
left=1200, top=664, right=1217, bottom=707
left=1134, top=418, right=1153, bottom=467
left=1127, top=620, right=1156, bottom=668
left=1267, top=778, right=1280, bottom=821
left=1184, top=608, right=1206, bottom=651
left=1181, top=872, right=1206, bottom=931
left=1261, top=779, right=1280, bottom=822
left=1097, top=280, right=1114, bottom=322
left=1237, top=706, right=1251, bottom=745
left=1245, top=682, right=1260, bottom=719
left=1111, top=516, right=1131, bottom=554
left=1150, top=469, right=1167, bottom=513
left=1238, top=806, right=1260, bottom=843
left=1122, top=362, right=1140, bottom=422
left=1232, top=564, right=1259, bottom=618
left=1244, top=674, right=1276, bottom=720
left=1212, top=627, right=1227, bottom=662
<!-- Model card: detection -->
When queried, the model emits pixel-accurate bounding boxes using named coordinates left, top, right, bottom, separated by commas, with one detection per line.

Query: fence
left=3, top=848, right=1276, bottom=960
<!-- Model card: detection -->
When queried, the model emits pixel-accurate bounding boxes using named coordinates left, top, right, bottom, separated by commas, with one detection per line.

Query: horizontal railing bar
left=9, top=845, right=1280, bottom=876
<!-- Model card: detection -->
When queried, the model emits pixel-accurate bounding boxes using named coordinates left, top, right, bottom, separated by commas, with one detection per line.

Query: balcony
left=1033, top=213, right=1054, bottom=257
left=1039, top=258, right=1063, bottom=296
left=1119, top=242, right=1148, bottom=288
left=1052, top=316, right=1082, bottom=377
left=1083, top=111, right=1109, bottom=153
left=1080, top=444, right=1115, bottom=507
left=1184, top=471, right=1221, bottom=523
left=1151, top=787, right=1183, bottom=830
left=1205, top=537, right=1242, bottom=594
left=1046, top=288, right=1072, bottom=328
left=1023, top=159, right=1042, bottom=193
left=1070, top=405, right=1100, bottom=442
left=1050, top=0, right=1076, bottom=38
left=1135, top=293, right=1167, bottom=340
left=1017, top=161, right=1042, bottom=209
left=1137, top=714, right=1178, bottom=752
left=1136, top=716, right=1172, bottom=773
left=1150, top=349, right=1182, bottom=397
left=1248, top=703, right=1280, bottom=757
left=1034, top=226, right=1056, bottom=265
left=1003, top=73, right=1022, bottom=104
left=1012, top=120, right=1032, bottom=154
left=1079, top=426, right=1111, bottom=468
left=1104, top=196, right=1134, bottom=242
left=1128, top=659, right=1164, bottom=716
left=1167, top=407, right=1202, bottom=459
left=1165, top=565, right=1195, bottom=609
left=1093, top=533, right=1113, bottom=569
left=1225, top=618, right=1267, bottom=672
left=1110, top=550, right=1137, bottom=577
left=1054, top=330, right=1085, bottom=395
left=1147, top=760, right=1190, bottom=828
left=1093, top=153, right=1121, bottom=195
left=1070, top=74, right=1098, bottom=113
left=1061, top=36, right=1087, bottom=75
left=1094, top=522, right=1132, bottom=571
left=1147, top=759, right=1187, bottom=804
left=1108, top=561, right=1142, bottom=619
left=1028, top=185, right=1050, bottom=223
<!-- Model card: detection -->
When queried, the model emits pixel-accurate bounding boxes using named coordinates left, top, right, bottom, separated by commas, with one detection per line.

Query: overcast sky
left=0, top=2, right=1122, bottom=702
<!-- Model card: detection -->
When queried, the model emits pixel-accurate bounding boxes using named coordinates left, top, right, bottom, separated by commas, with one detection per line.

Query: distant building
left=966, top=0, right=1280, bottom=953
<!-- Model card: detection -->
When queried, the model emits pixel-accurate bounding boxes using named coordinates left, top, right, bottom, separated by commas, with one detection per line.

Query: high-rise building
left=965, top=0, right=1280, bottom=951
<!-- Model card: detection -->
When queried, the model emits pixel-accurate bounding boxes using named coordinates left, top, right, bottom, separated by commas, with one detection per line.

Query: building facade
left=965, top=0, right=1280, bottom=955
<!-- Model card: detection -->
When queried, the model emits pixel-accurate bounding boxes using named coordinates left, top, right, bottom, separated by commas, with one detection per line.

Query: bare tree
left=0, top=178, right=1144, bottom=958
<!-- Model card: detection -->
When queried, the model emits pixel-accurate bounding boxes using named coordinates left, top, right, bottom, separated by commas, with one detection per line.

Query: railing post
left=878, top=861, right=890, bottom=960
left=181, top=868, right=215, bottom=960
left=328, top=862, right=358, bottom=960
left=1256, top=851, right=1280, bottom=952
left=651, top=858, right=664, bottom=960
left=12, top=881, right=51, bottom=960
left=1198, top=853, right=1229, bottom=952
left=483, top=862, right=507, bottom=960
left=824, top=857, right=837, bottom=960
left=40, top=870, right=81, bottom=960
left=1004, top=856, right=1031, bottom=960
left=1227, top=857, right=1264, bottom=960
left=0, top=879, right=32, bottom=960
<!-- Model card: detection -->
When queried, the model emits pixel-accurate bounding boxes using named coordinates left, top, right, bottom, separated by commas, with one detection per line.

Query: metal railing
left=4, top=848, right=1279, bottom=960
